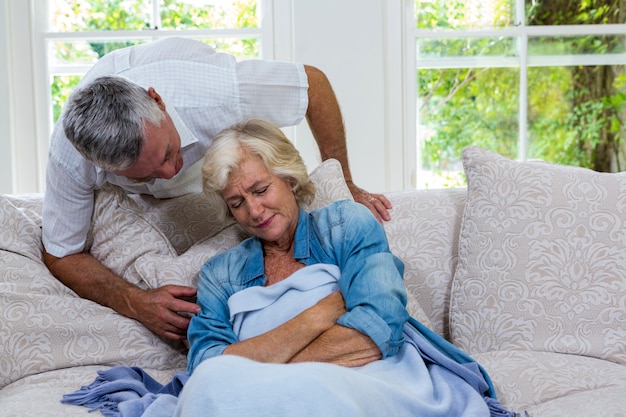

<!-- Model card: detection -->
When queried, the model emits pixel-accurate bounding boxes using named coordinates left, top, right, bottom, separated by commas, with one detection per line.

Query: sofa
left=1, top=147, right=626, bottom=416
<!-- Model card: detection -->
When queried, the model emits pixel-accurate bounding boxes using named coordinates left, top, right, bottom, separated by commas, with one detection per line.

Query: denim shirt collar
left=293, top=207, right=311, bottom=261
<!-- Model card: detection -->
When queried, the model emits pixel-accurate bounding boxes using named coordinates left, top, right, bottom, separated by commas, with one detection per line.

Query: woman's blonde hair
left=202, top=119, right=316, bottom=221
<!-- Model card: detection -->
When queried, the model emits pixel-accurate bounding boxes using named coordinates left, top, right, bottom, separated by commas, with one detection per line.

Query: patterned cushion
left=87, top=184, right=178, bottom=289
left=473, top=350, right=626, bottom=416
left=134, top=224, right=249, bottom=289
left=0, top=196, right=187, bottom=390
left=383, top=188, right=467, bottom=336
left=0, top=366, right=180, bottom=416
left=450, top=146, right=626, bottom=365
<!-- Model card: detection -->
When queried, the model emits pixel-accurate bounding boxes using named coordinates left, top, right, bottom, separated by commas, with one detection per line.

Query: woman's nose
left=247, top=199, right=264, bottom=219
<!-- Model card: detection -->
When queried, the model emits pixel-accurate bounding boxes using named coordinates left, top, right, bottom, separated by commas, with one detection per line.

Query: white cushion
left=474, top=350, right=626, bottom=416
left=450, top=146, right=626, bottom=365
left=0, top=195, right=186, bottom=390
left=383, top=188, right=467, bottom=336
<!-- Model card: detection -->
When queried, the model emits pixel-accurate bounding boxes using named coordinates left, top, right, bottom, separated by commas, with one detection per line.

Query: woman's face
left=221, top=154, right=299, bottom=248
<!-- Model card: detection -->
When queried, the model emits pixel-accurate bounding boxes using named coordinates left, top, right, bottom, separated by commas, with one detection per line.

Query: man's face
left=115, top=112, right=183, bottom=182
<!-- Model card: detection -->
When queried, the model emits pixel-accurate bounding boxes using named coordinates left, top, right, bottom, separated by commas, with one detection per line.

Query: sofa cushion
left=0, top=366, right=180, bottom=417
left=86, top=184, right=178, bottom=289
left=383, top=188, right=467, bottom=336
left=450, top=146, right=626, bottom=365
left=473, top=350, right=626, bottom=417
left=0, top=196, right=187, bottom=390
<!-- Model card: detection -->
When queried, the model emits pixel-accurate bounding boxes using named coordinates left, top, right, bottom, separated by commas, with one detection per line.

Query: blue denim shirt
left=187, top=200, right=409, bottom=373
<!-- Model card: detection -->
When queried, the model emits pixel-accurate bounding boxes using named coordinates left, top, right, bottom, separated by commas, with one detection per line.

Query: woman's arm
left=327, top=201, right=409, bottom=358
left=223, top=292, right=345, bottom=363
left=186, top=246, right=350, bottom=372
left=289, top=324, right=382, bottom=367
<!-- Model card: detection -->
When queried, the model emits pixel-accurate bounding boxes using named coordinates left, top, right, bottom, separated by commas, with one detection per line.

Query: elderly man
left=42, top=36, right=391, bottom=341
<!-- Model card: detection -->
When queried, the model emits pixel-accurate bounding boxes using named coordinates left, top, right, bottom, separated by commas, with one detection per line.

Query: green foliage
left=49, top=0, right=259, bottom=123
left=420, top=67, right=519, bottom=173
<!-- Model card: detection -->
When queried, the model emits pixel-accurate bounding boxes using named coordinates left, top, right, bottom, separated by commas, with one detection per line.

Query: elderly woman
left=177, top=119, right=519, bottom=417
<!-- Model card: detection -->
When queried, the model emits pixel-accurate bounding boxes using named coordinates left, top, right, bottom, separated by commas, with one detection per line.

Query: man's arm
left=303, top=64, right=392, bottom=222
left=43, top=250, right=200, bottom=340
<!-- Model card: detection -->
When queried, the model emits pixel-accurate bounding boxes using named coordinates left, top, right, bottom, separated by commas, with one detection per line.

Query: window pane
left=528, top=65, right=626, bottom=171
left=159, top=0, right=259, bottom=30
left=418, top=36, right=517, bottom=59
left=49, top=40, right=147, bottom=68
left=526, top=0, right=626, bottom=25
left=51, top=0, right=152, bottom=32
left=51, top=75, right=82, bottom=123
left=529, top=34, right=626, bottom=55
left=417, top=67, right=519, bottom=188
left=416, top=0, right=515, bottom=30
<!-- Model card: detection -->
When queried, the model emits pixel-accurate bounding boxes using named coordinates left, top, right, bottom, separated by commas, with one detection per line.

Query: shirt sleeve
left=186, top=247, right=249, bottom=374
left=236, top=59, right=309, bottom=127
left=42, top=118, right=102, bottom=258
left=329, top=201, right=409, bottom=358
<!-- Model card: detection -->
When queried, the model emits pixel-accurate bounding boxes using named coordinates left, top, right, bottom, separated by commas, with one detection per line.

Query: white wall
left=291, top=0, right=388, bottom=193
left=0, top=0, right=14, bottom=194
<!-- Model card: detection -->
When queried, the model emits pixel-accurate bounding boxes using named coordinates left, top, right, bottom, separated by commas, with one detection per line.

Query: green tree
left=527, top=0, right=626, bottom=171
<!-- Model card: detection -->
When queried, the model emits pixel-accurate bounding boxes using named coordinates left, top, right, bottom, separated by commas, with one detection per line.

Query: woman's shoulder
left=201, top=237, right=260, bottom=277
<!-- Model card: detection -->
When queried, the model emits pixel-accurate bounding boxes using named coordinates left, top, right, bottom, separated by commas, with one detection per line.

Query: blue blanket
left=61, top=366, right=187, bottom=417
left=62, top=264, right=523, bottom=417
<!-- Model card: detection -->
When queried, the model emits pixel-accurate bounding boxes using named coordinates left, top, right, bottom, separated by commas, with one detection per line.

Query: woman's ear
left=289, top=177, right=298, bottom=191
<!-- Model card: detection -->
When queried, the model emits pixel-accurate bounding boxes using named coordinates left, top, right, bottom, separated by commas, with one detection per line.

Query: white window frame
left=11, top=0, right=277, bottom=193
left=406, top=0, right=626, bottom=188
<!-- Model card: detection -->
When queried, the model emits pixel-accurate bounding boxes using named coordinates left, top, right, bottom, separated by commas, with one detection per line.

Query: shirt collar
left=163, top=98, right=198, bottom=148
left=293, top=207, right=311, bottom=260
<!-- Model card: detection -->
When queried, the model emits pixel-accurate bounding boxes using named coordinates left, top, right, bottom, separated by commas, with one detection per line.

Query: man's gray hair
left=62, top=75, right=165, bottom=171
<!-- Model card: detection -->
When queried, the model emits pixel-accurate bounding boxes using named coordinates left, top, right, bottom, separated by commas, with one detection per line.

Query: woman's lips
left=256, top=215, right=274, bottom=229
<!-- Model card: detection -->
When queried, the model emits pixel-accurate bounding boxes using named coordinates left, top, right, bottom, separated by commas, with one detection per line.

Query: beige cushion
left=474, top=350, right=626, bottom=416
left=450, top=146, right=626, bottom=365
left=86, top=184, right=177, bottom=289
left=0, top=196, right=186, bottom=390
left=383, top=188, right=467, bottom=336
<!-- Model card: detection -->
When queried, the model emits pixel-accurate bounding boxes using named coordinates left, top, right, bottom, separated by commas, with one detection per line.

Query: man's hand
left=129, top=285, right=201, bottom=340
left=346, top=181, right=392, bottom=223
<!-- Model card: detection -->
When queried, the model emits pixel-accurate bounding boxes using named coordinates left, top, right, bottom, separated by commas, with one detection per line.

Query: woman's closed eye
left=254, top=185, right=269, bottom=195
left=230, top=199, right=244, bottom=209
left=227, top=182, right=271, bottom=210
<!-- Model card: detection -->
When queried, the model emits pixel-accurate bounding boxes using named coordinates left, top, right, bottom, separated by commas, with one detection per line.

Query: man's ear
left=148, top=87, right=166, bottom=111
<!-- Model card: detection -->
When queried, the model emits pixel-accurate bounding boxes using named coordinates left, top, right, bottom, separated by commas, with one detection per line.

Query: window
left=410, top=0, right=626, bottom=188
left=29, top=0, right=267, bottom=190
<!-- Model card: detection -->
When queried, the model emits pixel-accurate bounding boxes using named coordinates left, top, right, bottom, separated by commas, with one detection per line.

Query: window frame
left=407, top=0, right=626, bottom=188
